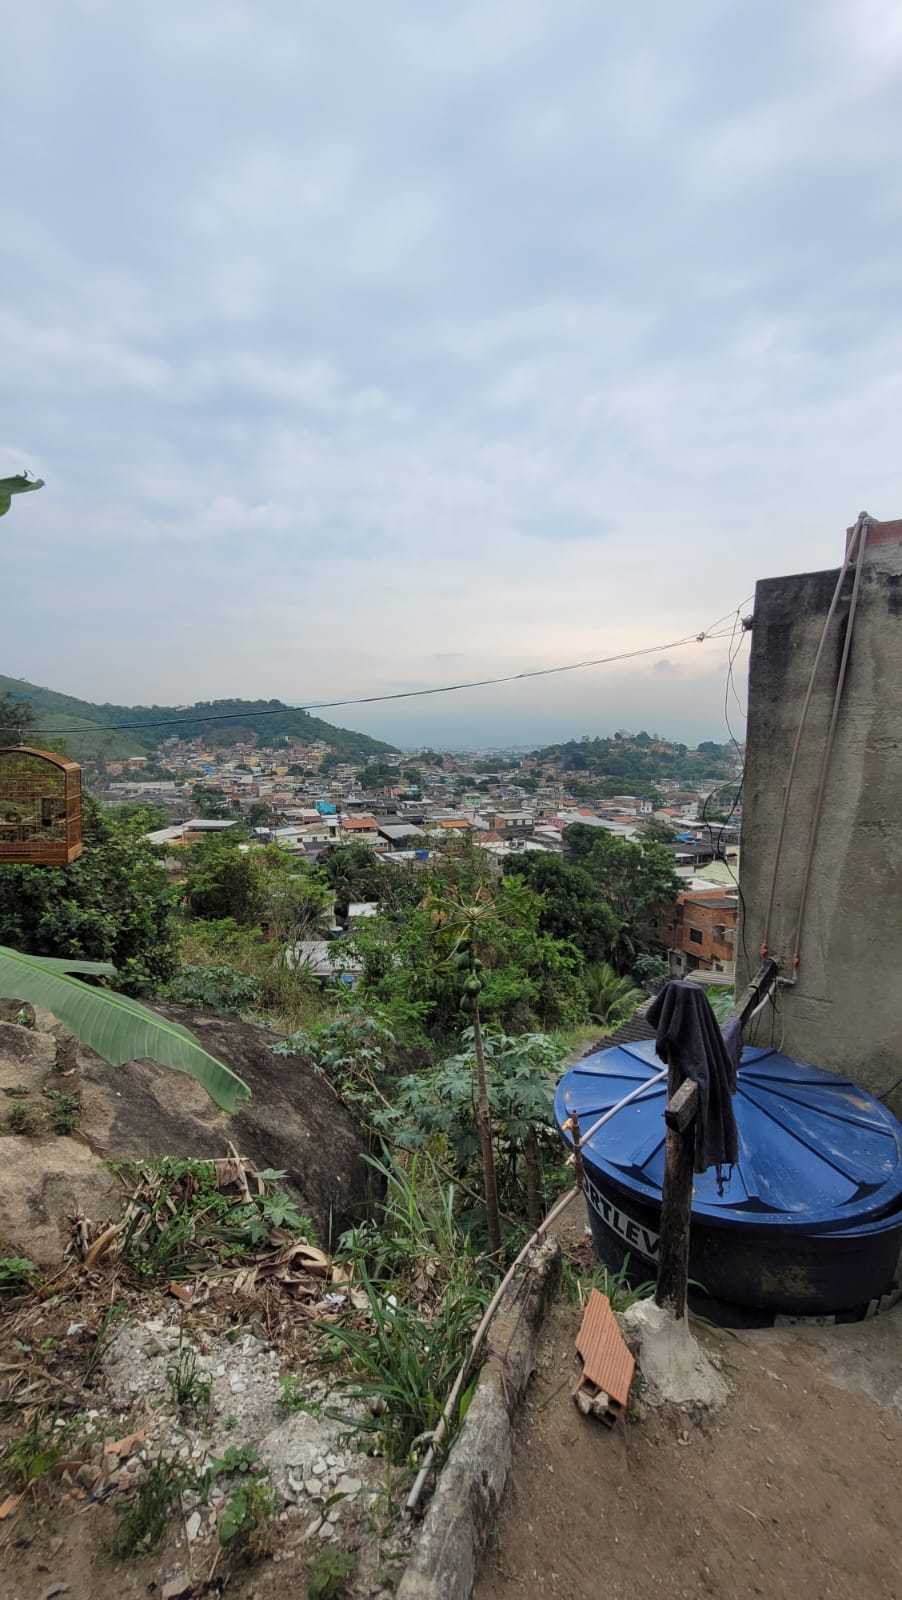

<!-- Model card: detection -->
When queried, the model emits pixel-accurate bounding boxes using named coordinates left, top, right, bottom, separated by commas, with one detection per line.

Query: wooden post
left=654, top=1070, right=699, bottom=1320
left=568, top=1107, right=585, bottom=1195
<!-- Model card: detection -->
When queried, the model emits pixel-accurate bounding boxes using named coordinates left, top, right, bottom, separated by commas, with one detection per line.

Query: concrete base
left=620, top=1300, right=728, bottom=1408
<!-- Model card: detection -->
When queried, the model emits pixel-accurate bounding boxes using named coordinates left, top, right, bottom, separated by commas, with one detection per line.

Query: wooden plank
left=664, top=1077, right=698, bottom=1132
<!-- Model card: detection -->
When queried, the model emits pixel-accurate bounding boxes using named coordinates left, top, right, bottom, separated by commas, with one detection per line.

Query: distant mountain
left=0, top=675, right=392, bottom=765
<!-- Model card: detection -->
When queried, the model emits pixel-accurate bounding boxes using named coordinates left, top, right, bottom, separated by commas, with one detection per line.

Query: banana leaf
left=0, top=946, right=250, bottom=1112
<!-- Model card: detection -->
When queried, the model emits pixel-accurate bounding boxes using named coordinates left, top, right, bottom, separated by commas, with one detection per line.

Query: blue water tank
left=556, top=1040, right=902, bottom=1320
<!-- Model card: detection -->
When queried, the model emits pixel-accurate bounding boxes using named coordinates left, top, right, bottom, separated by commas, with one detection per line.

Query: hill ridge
left=0, top=674, right=391, bottom=764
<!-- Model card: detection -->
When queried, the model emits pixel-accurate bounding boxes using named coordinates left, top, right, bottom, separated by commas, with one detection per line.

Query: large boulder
left=0, top=1008, right=372, bottom=1267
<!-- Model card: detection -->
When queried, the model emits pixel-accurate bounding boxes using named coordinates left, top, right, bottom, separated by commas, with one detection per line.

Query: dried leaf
left=105, top=1429, right=146, bottom=1458
left=168, top=1281, right=194, bottom=1305
left=0, top=1493, right=22, bottom=1519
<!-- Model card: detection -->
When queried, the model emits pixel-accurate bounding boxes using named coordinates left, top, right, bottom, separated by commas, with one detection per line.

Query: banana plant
left=0, top=946, right=250, bottom=1112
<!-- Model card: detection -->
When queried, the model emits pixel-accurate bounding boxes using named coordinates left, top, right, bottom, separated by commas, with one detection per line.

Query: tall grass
left=317, top=1152, right=490, bottom=1465
left=179, top=921, right=327, bottom=1034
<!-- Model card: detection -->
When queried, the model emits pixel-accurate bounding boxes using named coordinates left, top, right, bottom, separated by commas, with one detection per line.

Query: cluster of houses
left=98, top=735, right=741, bottom=984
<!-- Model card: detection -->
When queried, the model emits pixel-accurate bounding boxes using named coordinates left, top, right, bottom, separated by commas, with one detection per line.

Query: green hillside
left=0, top=675, right=392, bottom=765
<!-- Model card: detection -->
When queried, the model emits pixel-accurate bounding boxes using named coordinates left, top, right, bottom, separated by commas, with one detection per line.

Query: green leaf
left=0, top=945, right=251, bottom=1112
left=0, top=474, right=44, bottom=517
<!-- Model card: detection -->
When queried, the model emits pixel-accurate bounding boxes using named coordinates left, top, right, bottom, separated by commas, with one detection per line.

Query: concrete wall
left=737, top=527, right=902, bottom=1115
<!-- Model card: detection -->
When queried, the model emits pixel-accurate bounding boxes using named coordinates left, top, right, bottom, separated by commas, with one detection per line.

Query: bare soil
left=474, top=1287, right=902, bottom=1600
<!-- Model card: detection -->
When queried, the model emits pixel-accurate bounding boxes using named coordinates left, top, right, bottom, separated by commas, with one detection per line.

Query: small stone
left=336, top=1475, right=362, bottom=1497
left=185, top=1510, right=202, bottom=1541
left=143, top=1335, right=167, bottom=1357
left=162, top=1577, right=193, bottom=1600
left=303, top=1478, right=322, bottom=1498
left=317, top=1522, right=335, bottom=1540
left=76, top=1463, right=99, bottom=1490
left=215, top=1363, right=226, bottom=1377
left=327, top=1506, right=341, bottom=1523
left=229, top=1376, right=247, bottom=1393
left=311, top=1459, right=327, bottom=1477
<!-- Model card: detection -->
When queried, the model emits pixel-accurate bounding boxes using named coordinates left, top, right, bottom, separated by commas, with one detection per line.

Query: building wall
left=657, top=891, right=737, bottom=976
left=737, top=528, right=902, bottom=1114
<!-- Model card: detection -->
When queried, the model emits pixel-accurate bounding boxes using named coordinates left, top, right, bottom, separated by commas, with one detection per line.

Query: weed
left=278, top=1372, right=307, bottom=1412
left=2, top=1408, right=75, bottom=1488
left=207, top=1442, right=261, bottom=1479
left=166, top=1337, right=212, bottom=1420
left=317, top=1260, right=486, bottom=1466
left=223, top=1413, right=238, bottom=1431
left=115, top=1156, right=314, bottom=1280
left=112, top=1453, right=195, bottom=1556
left=307, top=1547, right=359, bottom=1599
left=219, top=1479, right=275, bottom=1554
left=0, top=1255, right=36, bottom=1292
left=7, top=1098, right=34, bottom=1134
left=84, top=1300, right=127, bottom=1383
left=44, top=1087, right=80, bottom=1134
left=564, top=1257, right=654, bottom=1314
left=2, top=1083, right=31, bottom=1095
left=204, top=1443, right=273, bottom=1554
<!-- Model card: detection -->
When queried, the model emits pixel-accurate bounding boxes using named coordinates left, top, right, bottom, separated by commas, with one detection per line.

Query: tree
left=428, top=884, right=504, bottom=1254
left=0, top=796, right=179, bottom=993
left=109, top=800, right=170, bottom=832
left=563, top=825, right=678, bottom=962
left=322, top=843, right=386, bottom=918
left=245, top=801, right=273, bottom=829
left=181, top=835, right=264, bottom=926
left=503, top=852, right=621, bottom=964
left=191, top=785, right=239, bottom=820
left=0, top=693, right=37, bottom=746
left=641, top=819, right=678, bottom=844
left=583, top=962, right=645, bottom=1028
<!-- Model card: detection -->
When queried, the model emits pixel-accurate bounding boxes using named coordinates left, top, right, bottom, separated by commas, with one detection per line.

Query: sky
left=3, top=1, right=901, bottom=750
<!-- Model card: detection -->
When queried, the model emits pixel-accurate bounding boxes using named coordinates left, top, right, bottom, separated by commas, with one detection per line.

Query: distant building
left=657, top=889, right=738, bottom=979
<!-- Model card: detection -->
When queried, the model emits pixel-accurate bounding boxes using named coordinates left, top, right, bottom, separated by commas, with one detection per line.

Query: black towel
left=646, top=981, right=741, bottom=1180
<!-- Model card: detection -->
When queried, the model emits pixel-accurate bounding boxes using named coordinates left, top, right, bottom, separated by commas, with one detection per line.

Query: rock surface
left=0, top=1007, right=371, bottom=1264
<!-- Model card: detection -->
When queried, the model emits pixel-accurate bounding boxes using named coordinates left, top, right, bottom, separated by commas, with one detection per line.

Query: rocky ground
left=0, top=1005, right=412, bottom=1599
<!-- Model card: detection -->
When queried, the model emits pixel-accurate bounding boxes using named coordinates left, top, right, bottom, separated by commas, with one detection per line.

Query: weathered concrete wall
left=738, top=532, right=902, bottom=1116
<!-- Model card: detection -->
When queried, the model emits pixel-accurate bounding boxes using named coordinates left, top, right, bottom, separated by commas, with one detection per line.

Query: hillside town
left=93, top=731, right=742, bottom=985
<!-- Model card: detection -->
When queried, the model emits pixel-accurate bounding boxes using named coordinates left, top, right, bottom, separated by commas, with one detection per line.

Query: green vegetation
left=116, top=1157, right=314, bottom=1279
left=1, top=1407, right=79, bottom=1488
left=307, top=1548, right=359, bottom=1600
left=276, top=1154, right=494, bottom=1471
left=0, top=692, right=37, bottom=746
left=0, top=795, right=179, bottom=993
left=112, top=1453, right=196, bottom=1556
left=0, top=1254, right=36, bottom=1291
left=44, top=1086, right=81, bottom=1134
left=7, top=1097, right=34, bottom=1134
left=166, top=1334, right=213, bottom=1419
left=0, top=946, right=250, bottom=1111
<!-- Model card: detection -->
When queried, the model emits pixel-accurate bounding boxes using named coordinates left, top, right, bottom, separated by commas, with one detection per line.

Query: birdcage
left=0, top=747, right=83, bottom=864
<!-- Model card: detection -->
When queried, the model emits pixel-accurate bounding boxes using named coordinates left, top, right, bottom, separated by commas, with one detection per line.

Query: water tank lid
left=555, top=1040, right=902, bottom=1230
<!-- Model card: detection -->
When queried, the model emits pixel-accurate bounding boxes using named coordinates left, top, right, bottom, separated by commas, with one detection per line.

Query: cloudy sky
left=4, top=1, right=901, bottom=749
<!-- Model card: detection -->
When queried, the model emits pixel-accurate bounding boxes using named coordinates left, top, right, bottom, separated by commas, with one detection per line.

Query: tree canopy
left=0, top=796, right=179, bottom=993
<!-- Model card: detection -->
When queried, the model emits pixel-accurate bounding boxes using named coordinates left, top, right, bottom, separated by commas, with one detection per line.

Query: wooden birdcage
left=0, top=747, right=83, bottom=865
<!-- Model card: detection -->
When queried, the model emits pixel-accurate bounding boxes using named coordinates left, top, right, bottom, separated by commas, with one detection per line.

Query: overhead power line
left=27, top=610, right=744, bottom=739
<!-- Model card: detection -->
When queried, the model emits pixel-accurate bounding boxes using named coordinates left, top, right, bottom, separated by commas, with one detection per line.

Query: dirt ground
left=474, top=1287, right=902, bottom=1600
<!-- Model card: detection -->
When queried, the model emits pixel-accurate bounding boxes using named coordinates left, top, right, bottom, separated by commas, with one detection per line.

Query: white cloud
left=1, top=1, right=900, bottom=746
